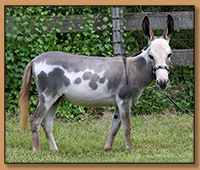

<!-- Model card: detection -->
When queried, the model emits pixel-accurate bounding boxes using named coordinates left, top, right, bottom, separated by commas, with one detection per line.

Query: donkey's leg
left=117, top=97, right=133, bottom=150
left=41, top=97, right=62, bottom=151
left=29, top=95, right=59, bottom=151
left=29, top=100, right=47, bottom=151
left=104, top=107, right=121, bottom=151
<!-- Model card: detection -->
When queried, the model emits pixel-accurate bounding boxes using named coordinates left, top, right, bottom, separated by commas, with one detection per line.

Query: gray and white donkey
left=19, top=14, right=174, bottom=151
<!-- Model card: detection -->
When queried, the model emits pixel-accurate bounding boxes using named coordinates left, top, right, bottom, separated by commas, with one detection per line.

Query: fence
left=6, top=8, right=194, bottom=66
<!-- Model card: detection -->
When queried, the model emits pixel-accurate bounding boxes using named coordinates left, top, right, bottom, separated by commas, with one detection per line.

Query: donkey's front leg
left=117, top=97, right=133, bottom=150
left=104, top=106, right=121, bottom=151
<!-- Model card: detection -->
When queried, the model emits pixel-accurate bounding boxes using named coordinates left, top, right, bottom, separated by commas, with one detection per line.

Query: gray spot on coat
left=90, top=73, right=99, bottom=82
left=82, top=71, right=92, bottom=80
left=88, top=73, right=100, bottom=90
left=89, top=81, right=98, bottom=90
left=74, top=77, right=81, bottom=84
left=99, top=77, right=105, bottom=84
left=37, top=67, right=70, bottom=97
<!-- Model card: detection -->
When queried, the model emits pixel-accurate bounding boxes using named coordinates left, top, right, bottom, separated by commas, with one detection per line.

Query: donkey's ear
left=162, top=13, right=174, bottom=40
left=142, top=14, right=155, bottom=43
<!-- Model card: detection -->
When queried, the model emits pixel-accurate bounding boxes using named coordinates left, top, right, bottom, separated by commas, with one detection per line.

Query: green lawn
left=5, top=112, right=194, bottom=163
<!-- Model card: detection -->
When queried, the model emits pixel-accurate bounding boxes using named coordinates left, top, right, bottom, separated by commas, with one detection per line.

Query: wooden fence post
left=111, top=7, right=126, bottom=57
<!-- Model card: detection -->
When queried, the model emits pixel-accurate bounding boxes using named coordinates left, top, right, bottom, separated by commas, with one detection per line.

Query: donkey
left=19, top=14, right=174, bottom=151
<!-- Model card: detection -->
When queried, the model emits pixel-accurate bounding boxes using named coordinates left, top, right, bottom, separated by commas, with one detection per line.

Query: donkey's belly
left=63, top=84, right=117, bottom=107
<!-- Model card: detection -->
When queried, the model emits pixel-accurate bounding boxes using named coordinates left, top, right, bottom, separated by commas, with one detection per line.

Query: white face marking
left=148, top=38, right=172, bottom=88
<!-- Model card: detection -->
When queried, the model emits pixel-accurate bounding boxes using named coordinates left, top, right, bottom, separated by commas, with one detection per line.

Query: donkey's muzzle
left=157, top=79, right=170, bottom=90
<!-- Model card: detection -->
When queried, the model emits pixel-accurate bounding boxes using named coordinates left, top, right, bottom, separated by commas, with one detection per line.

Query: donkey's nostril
left=157, top=79, right=168, bottom=90
left=166, top=79, right=170, bottom=84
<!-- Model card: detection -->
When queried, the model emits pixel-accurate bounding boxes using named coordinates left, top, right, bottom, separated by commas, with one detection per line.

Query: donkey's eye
left=167, top=53, right=172, bottom=59
left=148, top=55, right=154, bottom=60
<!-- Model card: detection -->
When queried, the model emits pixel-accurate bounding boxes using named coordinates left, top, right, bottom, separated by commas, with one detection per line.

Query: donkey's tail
left=18, top=60, right=33, bottom=132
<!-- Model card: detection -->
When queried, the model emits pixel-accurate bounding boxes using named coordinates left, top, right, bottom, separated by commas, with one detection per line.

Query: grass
left=5, top=112, right=194, bottom=163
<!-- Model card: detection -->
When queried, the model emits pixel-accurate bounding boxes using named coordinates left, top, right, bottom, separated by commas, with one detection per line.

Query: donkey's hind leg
left=104, top=106, right=121, bottom=151
left=29, top=95, right=60, bottom=151
left=41, top=97, right=62, bottom=151
left=29, top=100, right=47, bottom=151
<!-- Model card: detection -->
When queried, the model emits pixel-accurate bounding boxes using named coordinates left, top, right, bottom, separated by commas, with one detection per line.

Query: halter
left=138, top=45, right=172, bottom=75
left=152, top=65, right=171, bottom=74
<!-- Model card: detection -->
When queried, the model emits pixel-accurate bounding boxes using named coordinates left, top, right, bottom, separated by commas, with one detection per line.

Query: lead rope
left=164, top=90, right=194, bottom=118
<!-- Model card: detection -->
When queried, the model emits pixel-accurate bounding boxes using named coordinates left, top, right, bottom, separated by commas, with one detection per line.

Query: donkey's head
left=142, top=13, right=174, bottom=90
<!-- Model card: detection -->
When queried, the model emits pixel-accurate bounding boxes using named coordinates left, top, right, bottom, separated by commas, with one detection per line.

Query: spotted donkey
left=19, top=14, right=174, bottom=151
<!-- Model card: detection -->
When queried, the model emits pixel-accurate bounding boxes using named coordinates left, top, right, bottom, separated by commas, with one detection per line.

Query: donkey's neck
left=126, top=53, right=155, bottom=94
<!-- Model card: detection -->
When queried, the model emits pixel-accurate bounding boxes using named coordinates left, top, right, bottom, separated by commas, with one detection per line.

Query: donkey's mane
left=131, top=46, right=149, bottom=57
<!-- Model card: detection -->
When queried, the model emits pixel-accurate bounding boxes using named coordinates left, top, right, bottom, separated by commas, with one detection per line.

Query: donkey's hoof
left=126, top=145, right=133, bottom=150
left=50, top=147, right=59, bottom=151
left=104, top=147, right=112, bottom=151
left=33, top=147, right=40, bottom=151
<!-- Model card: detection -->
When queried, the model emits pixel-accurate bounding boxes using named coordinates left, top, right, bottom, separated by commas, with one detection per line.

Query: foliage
left=57, top=8, right=113, bottom=57
left=6, top=6, right=61, bottom=113
left=5, top=6, right=194, bottom=119
left=5, top=114, right=194, bottom=163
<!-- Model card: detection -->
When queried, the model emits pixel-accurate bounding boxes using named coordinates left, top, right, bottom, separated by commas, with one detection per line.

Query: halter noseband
left=152, top=65, right=171, bottom=74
